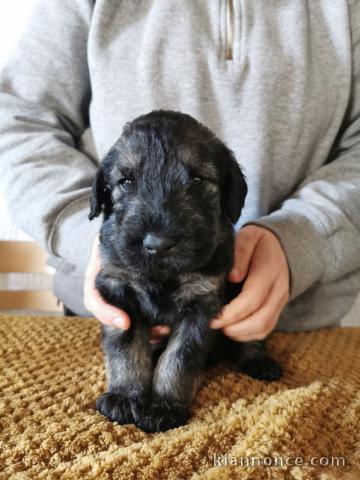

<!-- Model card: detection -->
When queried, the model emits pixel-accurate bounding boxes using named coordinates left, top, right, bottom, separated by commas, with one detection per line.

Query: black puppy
left=89, top=110, right=282, bottom=433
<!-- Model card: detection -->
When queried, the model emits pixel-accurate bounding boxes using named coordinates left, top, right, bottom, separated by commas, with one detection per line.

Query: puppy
left=89, top=110, right=282, bottom=433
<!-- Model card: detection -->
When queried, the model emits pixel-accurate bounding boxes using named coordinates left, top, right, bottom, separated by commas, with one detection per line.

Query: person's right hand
left=83, top=234, right=171, bottom=343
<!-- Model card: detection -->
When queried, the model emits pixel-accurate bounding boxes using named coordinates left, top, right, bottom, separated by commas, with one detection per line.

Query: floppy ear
left=220, top=149, right=248, bottom=224
left=88, top=167, right=111, bottom=220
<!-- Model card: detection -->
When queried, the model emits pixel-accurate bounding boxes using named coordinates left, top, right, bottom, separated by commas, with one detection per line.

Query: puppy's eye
left=118, top=177, right=134, bottom=191
left=191, top=176, right=203, bottom=185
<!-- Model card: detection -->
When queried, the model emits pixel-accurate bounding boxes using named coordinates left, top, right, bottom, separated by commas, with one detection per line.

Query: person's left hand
left=209, top=225, right=290, bottom=342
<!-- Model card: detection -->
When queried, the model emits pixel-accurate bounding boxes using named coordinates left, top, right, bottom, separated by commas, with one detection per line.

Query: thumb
left=85, top=283, right=131, bottom=330
left=228, top=226, right=260, bottom=283
left=84, top=234, right=131, bottom=330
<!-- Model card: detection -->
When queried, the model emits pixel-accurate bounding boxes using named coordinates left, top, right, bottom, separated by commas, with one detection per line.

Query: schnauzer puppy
left=89, top=110, right=282, bottom=433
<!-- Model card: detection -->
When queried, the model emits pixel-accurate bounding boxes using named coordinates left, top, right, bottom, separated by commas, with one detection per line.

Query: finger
left=210, top=256, right=276, bottom=329
left=222, top=278, right=288, bottom=341
left=84, top=235, right=132, bottom=330
left=228, top=228, right=260, bottom=283
left=88, top=234, right=101, bottom=270
left=85, top=282, right=131, bottom=330
left=149, top=336, right=168, bottom=344
left=151, top=326, right=171, bottom=336
left=223, top=332, right=267, bottom=342
left=149, top=326, right=171, bottom=344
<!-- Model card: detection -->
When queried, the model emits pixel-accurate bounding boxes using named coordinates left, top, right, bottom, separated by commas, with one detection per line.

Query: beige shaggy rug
left=0, top=314, right=359, bottom=479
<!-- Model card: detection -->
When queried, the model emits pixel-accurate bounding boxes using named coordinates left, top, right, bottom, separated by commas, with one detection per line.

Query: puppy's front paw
left=238, top=356, right=283, bottom=381
left=136, top=397, right=190, bottom=433
left=96, top=391, right=149, bottom=425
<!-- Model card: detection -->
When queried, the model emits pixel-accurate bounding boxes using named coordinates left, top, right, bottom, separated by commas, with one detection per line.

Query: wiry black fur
left=89, top=110, right=282, bottom=433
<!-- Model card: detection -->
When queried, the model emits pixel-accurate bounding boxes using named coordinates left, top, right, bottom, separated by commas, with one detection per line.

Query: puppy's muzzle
left=143, top=233, right=176, bottom=255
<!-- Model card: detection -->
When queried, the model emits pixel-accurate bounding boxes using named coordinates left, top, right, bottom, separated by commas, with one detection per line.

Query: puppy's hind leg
left=221, top=337, right=283, bottom=381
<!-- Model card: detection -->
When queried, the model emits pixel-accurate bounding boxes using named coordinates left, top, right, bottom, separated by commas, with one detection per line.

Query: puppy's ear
left=220, top=149, right=248, bottom=224
left=89, top=167, right=110, bottom=220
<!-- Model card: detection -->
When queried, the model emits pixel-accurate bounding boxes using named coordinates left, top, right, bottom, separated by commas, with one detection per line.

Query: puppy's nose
left=143, top=234, right=175, bottom=254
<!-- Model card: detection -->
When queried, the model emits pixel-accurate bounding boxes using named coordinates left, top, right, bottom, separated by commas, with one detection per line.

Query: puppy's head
left=89, top=110, right=247, bottom=278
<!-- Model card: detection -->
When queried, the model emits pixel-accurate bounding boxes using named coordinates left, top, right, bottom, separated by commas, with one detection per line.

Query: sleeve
left=0, top=0, right=101, bottom=271
left=245, top=0, right=360, bottom=301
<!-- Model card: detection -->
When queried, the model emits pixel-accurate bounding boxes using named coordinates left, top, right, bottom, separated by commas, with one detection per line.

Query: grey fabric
left=0, top=0, right=359, bottom=330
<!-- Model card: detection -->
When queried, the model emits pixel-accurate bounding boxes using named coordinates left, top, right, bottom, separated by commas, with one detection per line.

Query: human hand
left=209, top=225, right=290, bottom=341
left=83, top=234, right=170, bottom=343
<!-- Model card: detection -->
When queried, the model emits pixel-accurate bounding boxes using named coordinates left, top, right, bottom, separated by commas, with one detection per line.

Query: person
left=0, top=1, right=359, bottom=344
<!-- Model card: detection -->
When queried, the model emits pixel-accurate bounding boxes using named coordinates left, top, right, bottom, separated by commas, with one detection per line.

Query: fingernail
left=230, top=269, right=242, bottom=280
left=210, top=320, right=221, bottom=328
left=112, top=317, right=125, bottom=329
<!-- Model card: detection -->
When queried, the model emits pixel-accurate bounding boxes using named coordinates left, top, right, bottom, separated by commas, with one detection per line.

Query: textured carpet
left=0, top=315, right=359, bottom=480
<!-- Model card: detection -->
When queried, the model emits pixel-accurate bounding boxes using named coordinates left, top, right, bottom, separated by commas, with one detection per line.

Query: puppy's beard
left=145, top=261, right=179, bottom=280
left=116, top=226, right=220, bottom=279
left=142, top=243, right=218, bottom=279
left=116, top=249, right=202, bottom=280
left=141, top=251, right=191, bottom=279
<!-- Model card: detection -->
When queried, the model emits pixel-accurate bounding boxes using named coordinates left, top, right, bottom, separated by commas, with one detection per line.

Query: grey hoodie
left=0, top=0, right=359, bottom=330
